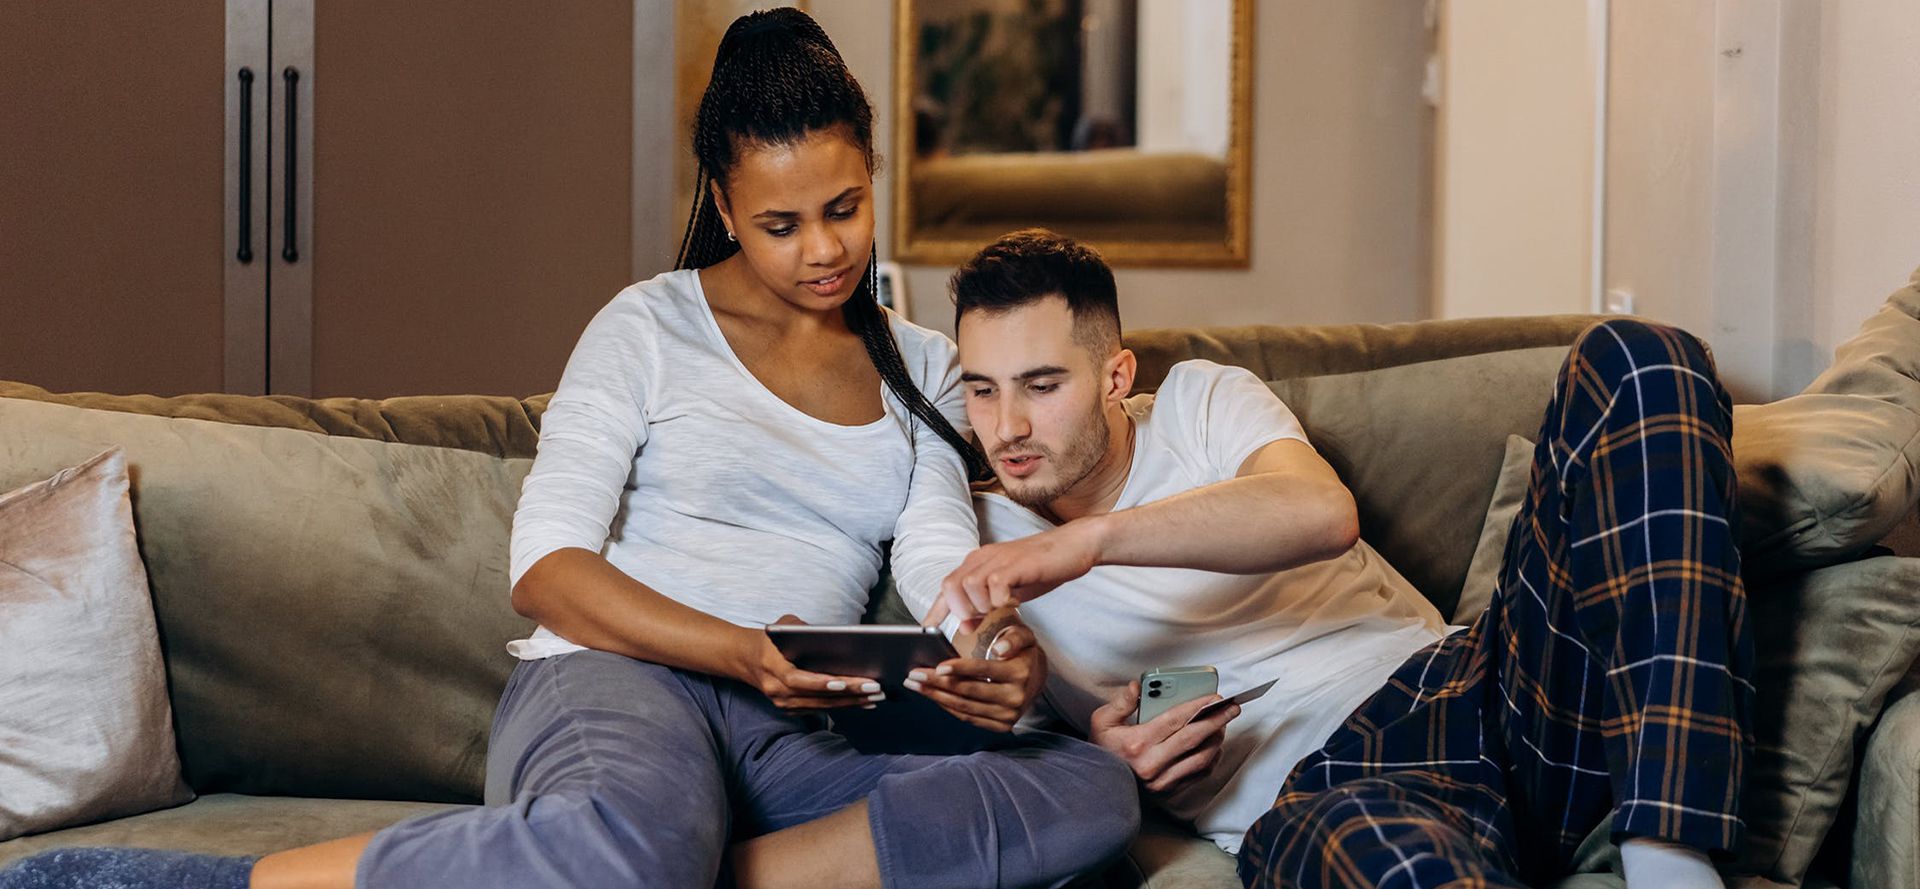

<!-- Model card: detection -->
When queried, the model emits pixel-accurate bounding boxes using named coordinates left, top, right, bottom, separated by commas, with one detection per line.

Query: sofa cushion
left=1125, top=316, right=1596, bottom=395
left=1105, top=811, right=1240, bottom=889
left=0, top=398, right=535, bottom=803
left=0, top=449, right=193, bottom=840
left=0, top=382, right=547, bottom=461
left=1266, top=347, right=1571, bottom=616
left=1734, top=555, right=1920, bottom=885
left=1454, top=435, right=1537, bottom=624
left=1731, top=268, right=1920, bottom=576
left=1732, top=396, right=1920, bottom=576
left=0, top=795, right=459, bottom=867
left=1853, top=676, right=1920, bottom=889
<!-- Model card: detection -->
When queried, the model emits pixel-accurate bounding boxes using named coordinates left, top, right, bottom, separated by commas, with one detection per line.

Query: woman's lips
left=802, top=270, right=849, bottom=296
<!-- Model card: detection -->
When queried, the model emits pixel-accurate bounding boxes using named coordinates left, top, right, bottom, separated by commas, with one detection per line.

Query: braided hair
left=675, top=7, right=991, bottom=482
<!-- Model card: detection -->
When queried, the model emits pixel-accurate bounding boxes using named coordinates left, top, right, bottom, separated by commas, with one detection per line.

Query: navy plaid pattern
left=1237, top=320, right=1752, bottom=888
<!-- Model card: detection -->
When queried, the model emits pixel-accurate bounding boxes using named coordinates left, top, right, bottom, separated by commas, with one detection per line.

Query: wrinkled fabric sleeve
left=1158, top=359, right=1311, bottom=479
left=508, top=295, right=653, bottom=590
left=885, top=323, right=980, bottom=635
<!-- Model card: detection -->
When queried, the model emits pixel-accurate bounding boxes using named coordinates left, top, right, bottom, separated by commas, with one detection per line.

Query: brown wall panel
left=0, top=2, right=227, bottom=396
left=310, top=2, right=634, bottom=398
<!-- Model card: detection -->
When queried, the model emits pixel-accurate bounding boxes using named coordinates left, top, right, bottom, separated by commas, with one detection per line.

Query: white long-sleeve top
left=505, top=269, right=977, bottom=660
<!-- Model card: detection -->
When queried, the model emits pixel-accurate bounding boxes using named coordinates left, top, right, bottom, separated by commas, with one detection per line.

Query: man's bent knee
left=1573, top=318, right=1716, bottom=377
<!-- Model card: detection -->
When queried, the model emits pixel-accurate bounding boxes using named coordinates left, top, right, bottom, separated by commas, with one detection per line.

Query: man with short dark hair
left=912, top=229, right=1751, bottom=888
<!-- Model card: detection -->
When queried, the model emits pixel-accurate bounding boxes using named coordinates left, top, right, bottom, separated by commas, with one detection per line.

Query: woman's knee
left=1061, top=746, right=1143, bottom=866
left=525, top=786, right=726, bottom=884
left=998, top=737, right=1142, bottom=869
left=873, top=737, right=1141, bottom=880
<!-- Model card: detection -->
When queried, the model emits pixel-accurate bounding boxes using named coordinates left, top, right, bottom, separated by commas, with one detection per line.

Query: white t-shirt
left=506, top=269, right=977, bottom=659
left=971, top=360, right=1451, bottom=854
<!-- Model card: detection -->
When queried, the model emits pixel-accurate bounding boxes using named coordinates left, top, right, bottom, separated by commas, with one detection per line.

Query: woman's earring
left=726, top=230, right=737, bottom=242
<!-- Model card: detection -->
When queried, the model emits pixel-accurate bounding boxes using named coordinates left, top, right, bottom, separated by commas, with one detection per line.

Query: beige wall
left=814, top=0, right=1433, bottom=337
left=1795, top=0, right=1920, bottom=393
left=1434, top=0, right=1596, bottom=320
left=1605, top=0, right=1920, bottom=402
left=1603, top=0, right=1717, bottom=364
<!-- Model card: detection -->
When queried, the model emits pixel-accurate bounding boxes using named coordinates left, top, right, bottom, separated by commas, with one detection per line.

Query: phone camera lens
left=1146, top=689, right=1161, bottom=698
left=1148, top=680, right=1164, bottom=689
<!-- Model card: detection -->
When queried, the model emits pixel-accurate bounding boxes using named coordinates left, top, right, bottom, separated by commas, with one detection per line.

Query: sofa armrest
left=1854, top=686, right=1920, bottom=887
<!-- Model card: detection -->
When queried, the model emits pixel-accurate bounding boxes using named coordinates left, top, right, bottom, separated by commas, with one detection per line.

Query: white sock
left=1620, top=837, right=1724, bottom=889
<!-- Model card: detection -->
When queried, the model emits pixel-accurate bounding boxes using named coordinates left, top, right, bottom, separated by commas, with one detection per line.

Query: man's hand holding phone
left=904, top=607, right=1047, bottom=733
left=1089, top=681, right=1240, bottom=795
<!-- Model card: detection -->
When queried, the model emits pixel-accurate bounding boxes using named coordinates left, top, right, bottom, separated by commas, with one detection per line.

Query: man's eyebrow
left=959, top=366, right=1070, bottom=384
left=751, top=186, right=863, bottom=221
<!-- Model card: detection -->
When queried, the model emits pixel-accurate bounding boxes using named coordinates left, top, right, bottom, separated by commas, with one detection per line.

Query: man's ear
left=1105, top=348, right=1137, bottom=403
left=709, top=179, right=735, bottom=238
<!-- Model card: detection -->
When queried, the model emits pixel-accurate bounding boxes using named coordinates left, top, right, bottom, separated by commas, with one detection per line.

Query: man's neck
left=1041, top=411, right=1135, bottom=525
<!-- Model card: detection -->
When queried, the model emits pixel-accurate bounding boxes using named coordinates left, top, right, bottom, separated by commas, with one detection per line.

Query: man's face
left=957, top=297, right=1112, bottom=510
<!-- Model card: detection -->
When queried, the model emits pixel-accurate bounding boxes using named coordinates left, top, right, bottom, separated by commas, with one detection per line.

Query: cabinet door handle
left=236, top=67, right=254, bottom=264
left=281, top=66, right=300, bottom=263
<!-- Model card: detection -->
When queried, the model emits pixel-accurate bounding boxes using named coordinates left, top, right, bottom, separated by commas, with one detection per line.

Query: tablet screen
left=766, top=624, right=959, bottom=689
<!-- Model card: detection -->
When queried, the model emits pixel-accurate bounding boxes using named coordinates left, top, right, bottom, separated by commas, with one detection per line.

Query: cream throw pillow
left=1453, top=435, right=1535, bottom=624
left=0, top=448, right=192, bottom=840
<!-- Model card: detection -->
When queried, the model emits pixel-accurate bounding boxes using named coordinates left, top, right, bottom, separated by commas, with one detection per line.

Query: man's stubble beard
left=1003, top=397, right=1111, bottom=512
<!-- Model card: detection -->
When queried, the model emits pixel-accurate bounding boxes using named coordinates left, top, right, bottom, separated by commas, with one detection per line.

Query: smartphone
left=1136, top=665, right=1219, bottom=724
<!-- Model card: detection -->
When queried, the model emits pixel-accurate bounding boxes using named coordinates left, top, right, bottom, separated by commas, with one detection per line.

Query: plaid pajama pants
left=1237, top=319, right=1752, bottom=888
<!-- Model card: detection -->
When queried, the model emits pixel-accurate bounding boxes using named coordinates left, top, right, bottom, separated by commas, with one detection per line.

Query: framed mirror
left=893, top=0, right=1252, bottom=267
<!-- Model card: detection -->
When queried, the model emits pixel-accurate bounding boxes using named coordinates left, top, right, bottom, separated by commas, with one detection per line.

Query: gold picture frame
left=892, top=0, right=1253, bottom=268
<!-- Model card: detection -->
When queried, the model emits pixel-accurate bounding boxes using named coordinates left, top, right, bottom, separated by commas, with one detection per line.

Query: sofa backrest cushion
left=0, top=383, right=546, bottom=461
left=0, top=398, right=532, bottom=803
left=1267, top=348, right=1570, bottom=617
left=1731, top=267, right=1920, bottom=576
left=1123, top=315, right=1596, bottom=392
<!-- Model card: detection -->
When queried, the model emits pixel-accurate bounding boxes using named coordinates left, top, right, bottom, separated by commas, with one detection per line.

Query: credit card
left=1182, top=678, right=1278, bottom=728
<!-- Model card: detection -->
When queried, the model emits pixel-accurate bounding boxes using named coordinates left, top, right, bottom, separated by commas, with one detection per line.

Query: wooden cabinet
left=0, top=3, right=229, bottom=397
left=2, top=1, right=653, bottom=398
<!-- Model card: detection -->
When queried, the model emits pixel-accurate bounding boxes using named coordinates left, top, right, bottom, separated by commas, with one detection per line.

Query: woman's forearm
left=511, top=547, right=757, bottom=680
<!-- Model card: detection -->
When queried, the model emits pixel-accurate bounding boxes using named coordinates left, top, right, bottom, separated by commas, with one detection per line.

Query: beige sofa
left=3, top=306, right=1917, bottom=888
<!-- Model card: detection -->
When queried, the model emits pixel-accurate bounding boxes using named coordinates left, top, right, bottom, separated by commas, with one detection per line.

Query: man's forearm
left=1082, top=472, right=1358, bottom=575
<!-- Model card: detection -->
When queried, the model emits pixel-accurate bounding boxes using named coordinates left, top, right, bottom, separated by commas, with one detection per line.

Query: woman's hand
left=735, top=616, right=883, bottom=711
left=905, top=615, right=1047, bottom=732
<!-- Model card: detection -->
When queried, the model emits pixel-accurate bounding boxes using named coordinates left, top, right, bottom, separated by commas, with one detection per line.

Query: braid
left=843, top=256, right=994, bottom=482
left=675, top=169, right=737, bottom=271
left=676, top=7, right=988, bottom=481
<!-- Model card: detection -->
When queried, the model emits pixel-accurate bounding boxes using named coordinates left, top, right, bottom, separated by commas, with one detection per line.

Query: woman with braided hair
left=0, top=7, right=1137, bottom=889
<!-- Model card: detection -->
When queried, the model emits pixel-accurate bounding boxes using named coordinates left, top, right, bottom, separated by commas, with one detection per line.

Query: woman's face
left=713, top=127, right=875, bottom=313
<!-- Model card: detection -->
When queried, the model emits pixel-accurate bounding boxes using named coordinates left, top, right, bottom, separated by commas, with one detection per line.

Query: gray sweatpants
left=357, top=651, right=1139, bottom=889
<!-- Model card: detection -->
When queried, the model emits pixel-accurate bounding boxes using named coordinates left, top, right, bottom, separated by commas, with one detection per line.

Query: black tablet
left=765, top=624, right=959, bottom=688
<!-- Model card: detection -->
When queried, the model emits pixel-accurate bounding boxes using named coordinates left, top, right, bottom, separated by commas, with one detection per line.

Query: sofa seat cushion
left=0, top=797, right=1237, bottom=889
left=0, top=795, right=461, bottom=867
